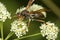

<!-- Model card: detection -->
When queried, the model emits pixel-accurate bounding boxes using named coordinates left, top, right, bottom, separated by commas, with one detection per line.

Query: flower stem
left=14, top=33, right=41, bottom=40
left=0, top=21, right=3, bottom=40
left=5, top=32, right=14, bottom=40
left=41, top=0, right=60, bottom=18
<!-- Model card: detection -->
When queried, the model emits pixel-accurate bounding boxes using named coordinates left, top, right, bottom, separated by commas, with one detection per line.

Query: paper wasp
left=16, top=0, right=47, bottom=26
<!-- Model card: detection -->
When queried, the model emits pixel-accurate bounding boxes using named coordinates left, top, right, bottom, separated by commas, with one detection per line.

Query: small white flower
left=16, top=9, right=20, bottom=14
left=40, top=21, right=59, bottom=40
left=10, top=20, right=28, bottom=38
left=16, top=7, right=26, bottom=14
left=20, top=7, right=26, bottom=13
left=0, top=2, right=11, bottom=22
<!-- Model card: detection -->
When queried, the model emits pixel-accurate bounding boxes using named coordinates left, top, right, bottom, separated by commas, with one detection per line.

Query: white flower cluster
left=16, top=7, right=26, bottom=14
left=16, top=4, right=46, bottom=17
left=40, top=22, right=59, bottom=40
left=10, top=20, right=28, bottom=38
left=0, top=2, right=11, bottom=22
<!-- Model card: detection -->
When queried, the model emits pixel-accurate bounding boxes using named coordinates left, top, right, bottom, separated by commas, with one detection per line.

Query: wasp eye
left=17, top=13, right=19, bottom=15
left=17, top=12, right=21, bottom=17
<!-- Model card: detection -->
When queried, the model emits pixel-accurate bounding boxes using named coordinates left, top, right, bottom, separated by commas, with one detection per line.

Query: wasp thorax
left=21, top=10, right=29, bottom=16
left=21, top=10, right=30, bottom=18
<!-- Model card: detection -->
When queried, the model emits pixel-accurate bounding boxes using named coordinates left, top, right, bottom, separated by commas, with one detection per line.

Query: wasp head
left=17, top=10, right=30, bottom=19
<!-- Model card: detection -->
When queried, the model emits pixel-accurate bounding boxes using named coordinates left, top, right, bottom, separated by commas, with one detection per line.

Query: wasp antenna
left=26, top=0, right=35, bottom=9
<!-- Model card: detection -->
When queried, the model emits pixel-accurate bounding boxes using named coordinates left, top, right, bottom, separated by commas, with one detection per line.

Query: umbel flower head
left=16, top=4, right=46, bottom=18
left=40, top=22, right=59, bottom=40
left=0, top=2, right=11, bottom=22
left=10, top=20, right=28, bottom=38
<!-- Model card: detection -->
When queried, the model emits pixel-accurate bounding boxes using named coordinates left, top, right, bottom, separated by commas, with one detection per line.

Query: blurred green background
left=0, top=0, right=60, bottom=40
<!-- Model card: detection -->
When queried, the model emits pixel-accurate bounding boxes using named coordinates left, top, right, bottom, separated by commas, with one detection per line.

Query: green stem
left=0, top=21, right=3, bottom=40
left=14, top=33, right=41, bottom=40
left=5, top=32, right=14, bottom=40
left=41, top=0, right=60, bottom=18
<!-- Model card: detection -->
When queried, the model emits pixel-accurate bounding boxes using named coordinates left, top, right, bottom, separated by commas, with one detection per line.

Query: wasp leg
left=32, top=19, right=45, bottom=23
left=26, top=0, right=35, bottom=9
left=28, top=18, right=31, bottom=27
